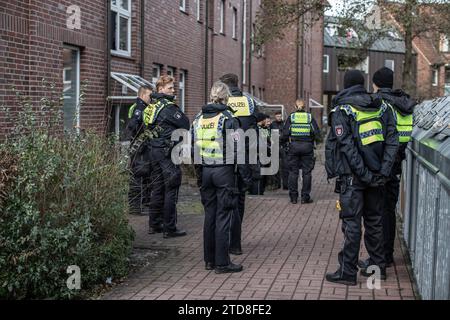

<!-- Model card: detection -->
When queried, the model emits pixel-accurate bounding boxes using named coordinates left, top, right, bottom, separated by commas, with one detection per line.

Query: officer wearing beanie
left=358, top=67, right=416, bottom=269
left=282, top=99, right=319, bottom=204
left=325, top=70, right=399, bottom=285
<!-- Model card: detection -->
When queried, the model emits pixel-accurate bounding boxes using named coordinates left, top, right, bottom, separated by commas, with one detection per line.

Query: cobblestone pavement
left=102, top=162, right=418, bottom=300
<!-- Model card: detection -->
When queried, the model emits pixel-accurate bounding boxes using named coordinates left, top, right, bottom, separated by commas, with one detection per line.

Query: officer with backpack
left=125, top=84, right=154, bottom=216
left=324, top=70, right=399, bottom=285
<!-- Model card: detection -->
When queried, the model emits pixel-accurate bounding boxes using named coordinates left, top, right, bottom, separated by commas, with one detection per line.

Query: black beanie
left=344, top=69, right=365, bottom=89
left=373, top=67, right=394, bottom=89
left=256, top=112, right=266, bottom=123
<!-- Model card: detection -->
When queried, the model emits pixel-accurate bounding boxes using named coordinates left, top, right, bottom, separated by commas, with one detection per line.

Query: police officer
left=193, top=81, right=249, bottom=274
left=358, top=68, right=416, bottom=268
left=125, top=85, right=154, bottom=216
left=145, top=75, right=190, bottom=238
left=283, top=99, right=319, bottom=204
left=325, top=70, right=399, bottom=285
left=220, top=73, right=255, bottom=255
left=270, top=111, right=289, bottom=190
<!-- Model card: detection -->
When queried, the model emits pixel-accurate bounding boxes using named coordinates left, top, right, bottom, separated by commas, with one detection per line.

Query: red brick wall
left=0, top=0, right=324, bottom=136
left=0, top=0, right=107, bottom=136
left=264, top=12, right=324, bottom=120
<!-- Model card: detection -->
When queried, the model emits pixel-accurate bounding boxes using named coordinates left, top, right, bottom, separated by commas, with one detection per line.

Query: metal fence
left=400, top=96, right=450, bottom=300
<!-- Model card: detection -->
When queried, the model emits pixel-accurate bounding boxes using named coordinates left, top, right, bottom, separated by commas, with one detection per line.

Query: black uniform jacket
left=149, top=93, right=190, bottom=148
left=373, top=88, right=416, bottom=163
left=326, top=84, right=399, bottom=184
left=282, top=110, right=320, bottom=144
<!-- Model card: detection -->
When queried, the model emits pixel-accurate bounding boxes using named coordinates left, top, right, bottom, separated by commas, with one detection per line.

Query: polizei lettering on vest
left=229, top=101, right=247, bottom=109
left=201, top=122, right=216, bottom=130
left=178, top=304, right=213, bottom=318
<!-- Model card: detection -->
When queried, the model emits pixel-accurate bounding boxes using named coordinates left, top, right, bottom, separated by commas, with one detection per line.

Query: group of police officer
left=125, top=67, right=415, bottom=281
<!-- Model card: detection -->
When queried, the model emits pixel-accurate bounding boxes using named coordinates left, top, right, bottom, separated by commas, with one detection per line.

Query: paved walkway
left=102, top=163, right=418, bottom=300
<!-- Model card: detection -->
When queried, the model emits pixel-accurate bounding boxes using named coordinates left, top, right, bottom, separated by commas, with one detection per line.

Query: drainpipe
left=140, top=0, right=145, bottom=77
left=248, top=0, right=252, bottom=92
left=105, top=0, right=112, bottom=134
left=205, top=0, right=209, bottom=104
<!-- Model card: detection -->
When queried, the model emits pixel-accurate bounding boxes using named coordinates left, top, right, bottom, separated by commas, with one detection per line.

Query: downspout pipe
left=205, top=0, right=209, bottom=104
left=105, top=0, right=112, bottom=135
left=140, top=0, right=145, bottom=77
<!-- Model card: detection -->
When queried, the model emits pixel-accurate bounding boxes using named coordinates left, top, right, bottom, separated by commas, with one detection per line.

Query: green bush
left=0, top=82, right=134, bottom=299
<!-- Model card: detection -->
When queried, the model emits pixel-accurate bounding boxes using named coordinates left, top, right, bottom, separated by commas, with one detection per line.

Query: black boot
left=215, top=263, right=243, bottom=274
left=360, top=266, right=387, bottom=280
left=325, top=270, right=357, bottom=286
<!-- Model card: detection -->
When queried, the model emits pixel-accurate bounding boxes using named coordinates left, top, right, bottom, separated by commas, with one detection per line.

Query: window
left=152, top=64, right=161, bottom=85
left=111, top=0, right=131, bottom=57
left=432, top=69, right=439, bottom=87
left=258, top=88, right=262, bottom=99
left=63, top=46, right=80, bottom=132
left=196, top=0, right=201, bottom=21
left=440, top=34, right=449, bottom=52
left=180, top=0, right=186, bottom=12
left=323, top=55, right=329, bottom=73
left=356, top=56, right=369, bottom=74
left=232, top=7, right=237, bottom=39
left=251, top=23, right=255, bottom=52
left=220, top=0, right=225, bottom=34
left=385, top=59, right=395, bottom=71
left=167, top=67, right=175, bottom=77
left=179, top=70, right=186, bottom=112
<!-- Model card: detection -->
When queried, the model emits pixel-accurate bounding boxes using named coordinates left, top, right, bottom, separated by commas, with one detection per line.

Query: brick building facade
left=0, top=0, right=324, bottom=138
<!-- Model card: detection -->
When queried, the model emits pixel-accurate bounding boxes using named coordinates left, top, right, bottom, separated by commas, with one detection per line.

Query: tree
left=254, top=0, right=450, bottom=97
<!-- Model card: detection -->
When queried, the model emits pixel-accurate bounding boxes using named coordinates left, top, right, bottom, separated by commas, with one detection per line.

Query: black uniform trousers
left=230, top=173, right=246, bottom=252
left=276, top=149, right=289, bottom=189
left=148, top=147, right=182, bottom=233
left=287, top=141, right=315, bottom=201
left=201, top=165, right=236, bottom=267
left=128, top=147, right=152, bottom=215
left=383, top=162, right=402, bottom=262
left=338, top=175, right=386, bottom=277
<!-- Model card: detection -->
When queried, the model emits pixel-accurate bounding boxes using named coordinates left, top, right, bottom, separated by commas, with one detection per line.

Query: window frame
left=323, top=55, right=330, bottom=73
left=111, top=0, right=132, bottom=57
left=440, top=34, right=449, bottom=53
left=180, top=0, right=187, bottom=12
left=179, top=70, right=186, bottom=112
left=196, top=0, right=201, bottom=21
left=385, top=59, right=395, bottom=72
left=63, top=45, right=81, bottom=133
left=232, top=7, right=237, bottom=39
left=167, top=66, right=176, bottom=78
left=432, top=69, right=439, bottom=87
left=220, top=0, right=225, bottom=35
left=152, top=64, right=161, bottom=86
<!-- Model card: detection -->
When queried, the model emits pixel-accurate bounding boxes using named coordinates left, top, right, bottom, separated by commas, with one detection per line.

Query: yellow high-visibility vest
left=143, top=100, right=174, bottom=126
left=193, top=112, right=231, bottom=160
left=339, top=104, right=385, bottom=146
left=227, top=95, right=255, bottom=117
left=290, top=112, right=312, bottom=137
